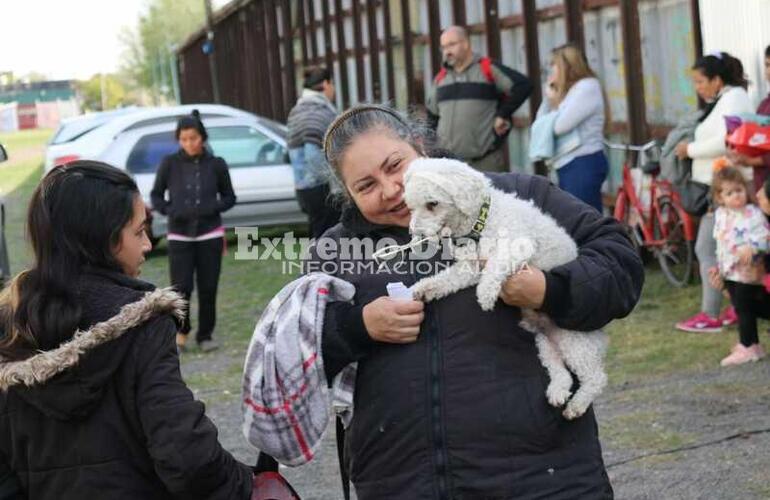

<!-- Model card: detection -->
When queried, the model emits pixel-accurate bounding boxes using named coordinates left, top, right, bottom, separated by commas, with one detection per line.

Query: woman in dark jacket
left=150, top=111, right=236, bottom=352
left=0, top=161, right=252, bottom=499
left=312, top=105, right=644, bottom=499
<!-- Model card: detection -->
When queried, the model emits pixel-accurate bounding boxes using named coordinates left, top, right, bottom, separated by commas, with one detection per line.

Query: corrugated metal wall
left=177, top=0, right=702, bottom=179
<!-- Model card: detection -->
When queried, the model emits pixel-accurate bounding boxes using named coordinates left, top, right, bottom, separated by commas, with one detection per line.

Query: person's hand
left=737, top=245, right=754, bottom=266
left=362, top=297, right=424, bottom=344
left=545, top=82, right=560, bottom=109
left=675, top=141, right=690, bottom=160
left=726, top=150, right=764, bottom=167
left=498, top=266, right=547, bottom=309
left=494, top=117, right=511, bottom=136
left=708, top=266, right=723, bottom=290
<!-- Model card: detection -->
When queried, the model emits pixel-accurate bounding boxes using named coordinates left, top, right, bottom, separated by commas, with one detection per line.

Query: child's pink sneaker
left=720, top=344, right=760, bottom=366
left=675, top=312, right=723, bottom=333
left=719, top=306, right=738, bottom=327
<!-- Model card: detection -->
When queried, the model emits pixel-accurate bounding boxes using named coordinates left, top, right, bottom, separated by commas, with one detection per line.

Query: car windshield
left=50, top=107, right=140, bottom=144
left=257, top=118, right=287, bottom=139
left=50, top=120, right=106, bottom=144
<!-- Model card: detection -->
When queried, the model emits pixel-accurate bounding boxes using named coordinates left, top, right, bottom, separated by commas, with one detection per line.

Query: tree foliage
left=77, top=74, right=128, bottom=111
left=120, top=0, right=205, bottom=102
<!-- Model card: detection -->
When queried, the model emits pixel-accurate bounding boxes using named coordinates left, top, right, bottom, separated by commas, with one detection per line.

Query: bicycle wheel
left=656, top=197, right=693, bottom=287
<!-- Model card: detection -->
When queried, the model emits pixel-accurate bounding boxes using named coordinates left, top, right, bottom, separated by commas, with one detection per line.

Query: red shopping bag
left=251, top=471, right=300, bottom=500
left=726, top=122, right=770, bottom=157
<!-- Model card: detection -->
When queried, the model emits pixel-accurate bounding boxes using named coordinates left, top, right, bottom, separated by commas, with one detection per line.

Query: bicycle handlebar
left=603, top=139, right=658, bottom=152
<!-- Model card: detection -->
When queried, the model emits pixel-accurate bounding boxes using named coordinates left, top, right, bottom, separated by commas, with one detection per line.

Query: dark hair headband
left=323, top=105, right=407, bottom=161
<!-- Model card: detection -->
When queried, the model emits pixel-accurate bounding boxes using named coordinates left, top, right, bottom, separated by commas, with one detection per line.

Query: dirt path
left=183, top=348, right=770, bottom=499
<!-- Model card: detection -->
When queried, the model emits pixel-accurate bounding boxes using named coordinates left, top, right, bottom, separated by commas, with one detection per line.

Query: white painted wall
left=699, top=0, right=770, bottom=106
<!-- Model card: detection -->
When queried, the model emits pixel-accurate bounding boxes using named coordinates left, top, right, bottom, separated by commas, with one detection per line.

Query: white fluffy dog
left=403, top=157, right=608, bottom=420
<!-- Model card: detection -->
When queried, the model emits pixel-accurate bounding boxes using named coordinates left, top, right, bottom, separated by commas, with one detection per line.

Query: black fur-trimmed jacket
left=315, top=172, right=644, bottom=499
left=0, top=269, right=252, bottom=499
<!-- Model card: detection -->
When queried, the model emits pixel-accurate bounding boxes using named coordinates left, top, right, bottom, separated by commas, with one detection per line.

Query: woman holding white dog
left=308, top=104, right=643, bottom=499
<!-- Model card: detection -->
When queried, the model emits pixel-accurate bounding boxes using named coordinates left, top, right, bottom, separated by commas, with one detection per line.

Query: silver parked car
left=97, top=115, right=306, bottom=241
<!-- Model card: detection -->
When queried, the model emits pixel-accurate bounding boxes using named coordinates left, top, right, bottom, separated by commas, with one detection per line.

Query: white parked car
left=45, top=106, right=142, bottom=170
left=44, top=104, right=256, bottom=174
left=97, top=115, right=306, bottom=241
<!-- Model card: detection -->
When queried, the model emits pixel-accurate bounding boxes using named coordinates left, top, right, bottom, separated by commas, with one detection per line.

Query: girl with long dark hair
left=0, top=162, right=252, bottom=499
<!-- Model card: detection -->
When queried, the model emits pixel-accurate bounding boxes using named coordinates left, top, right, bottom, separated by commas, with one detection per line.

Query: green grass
left=601, top=409, right=695, bottom=453
left=0, top=130, right=49, bottom=197
left=605, top=271, right=769, bottom=387
left=1, top=130, right=49, bottom=272
left=0, top=128, right=53, bottom=154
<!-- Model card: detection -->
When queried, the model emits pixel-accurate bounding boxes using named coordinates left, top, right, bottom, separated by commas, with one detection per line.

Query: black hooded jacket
left=150, top=149, right=236, bottom=237
left=315, top=172, right=644, bottom=499
left=0, top=269, right=252, bottom=499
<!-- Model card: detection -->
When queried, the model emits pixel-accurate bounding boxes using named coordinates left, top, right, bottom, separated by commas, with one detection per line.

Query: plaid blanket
left=242, top=273, right=357, bottom=466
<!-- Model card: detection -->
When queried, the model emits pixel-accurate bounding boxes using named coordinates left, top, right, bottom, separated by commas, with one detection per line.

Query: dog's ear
left=409, top=158, right=489, bottom=218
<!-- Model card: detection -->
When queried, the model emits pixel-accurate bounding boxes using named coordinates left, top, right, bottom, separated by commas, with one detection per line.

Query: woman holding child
left=311, top=104, right=644, bottom=499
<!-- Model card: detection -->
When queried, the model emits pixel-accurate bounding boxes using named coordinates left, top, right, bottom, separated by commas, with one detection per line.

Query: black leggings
left=168, top=237, right=223, bottom=342
left=725, top=281, right=770, bottom=347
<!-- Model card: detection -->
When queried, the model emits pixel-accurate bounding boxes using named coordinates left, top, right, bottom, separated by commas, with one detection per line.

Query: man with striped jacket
left=287, top=67, right=341, bottom=238
left=427, top=26, right=533, bottom=172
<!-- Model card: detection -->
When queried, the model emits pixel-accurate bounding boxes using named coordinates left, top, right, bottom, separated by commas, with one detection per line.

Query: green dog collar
left=465, top=196, right=491, bottom=241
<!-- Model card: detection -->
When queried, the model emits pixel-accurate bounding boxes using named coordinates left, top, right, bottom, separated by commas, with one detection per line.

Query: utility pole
left=203, top=0, right=221, bottom=103
left=168, top=44, right=181, bottom=105
left=100, top=72, right=107, bottom=110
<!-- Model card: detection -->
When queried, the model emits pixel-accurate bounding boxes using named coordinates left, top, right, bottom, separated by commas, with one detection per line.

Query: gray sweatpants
left=695, top=213, right=723, bottom=317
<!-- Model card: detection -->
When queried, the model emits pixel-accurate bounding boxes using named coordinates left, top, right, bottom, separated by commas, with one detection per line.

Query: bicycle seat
left=641, top=161, right=660, bottom=176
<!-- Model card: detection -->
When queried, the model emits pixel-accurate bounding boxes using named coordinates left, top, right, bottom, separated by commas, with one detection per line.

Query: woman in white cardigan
left=675, top=52, right=753, bottom=333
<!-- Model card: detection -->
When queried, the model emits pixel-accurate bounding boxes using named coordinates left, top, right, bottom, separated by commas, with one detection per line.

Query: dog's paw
left=519, top=319, right=541, bottom=334
left=476, top=289, right=498, bottom=311
left=475, top=282, right=500, bottom=311
left=546, top=384, right=571, bottom=408
left=562, top=400, right=589, bottom=420
left=412, top=281, right=438, bottom=302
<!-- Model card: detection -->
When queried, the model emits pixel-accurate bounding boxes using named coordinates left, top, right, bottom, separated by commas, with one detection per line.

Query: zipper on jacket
left=415, top=245, right=452, bottom=500
left=428, top=305, right=451, bottom=500
left=412, top=244, right=453, bottom=500
left=194, top=158, right=201, bottom=231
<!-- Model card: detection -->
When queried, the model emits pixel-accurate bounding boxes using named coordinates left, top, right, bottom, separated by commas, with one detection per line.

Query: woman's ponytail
left=692, top=52, right=748, bottom=89
left=722, top=53, right=748, bottom=89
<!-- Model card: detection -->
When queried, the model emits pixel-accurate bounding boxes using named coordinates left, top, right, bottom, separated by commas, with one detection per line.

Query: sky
left=1, top=0, right=231, bottom=81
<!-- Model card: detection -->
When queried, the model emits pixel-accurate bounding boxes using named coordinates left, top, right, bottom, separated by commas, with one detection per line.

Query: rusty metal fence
left=177, top=0, right=703, bottom=172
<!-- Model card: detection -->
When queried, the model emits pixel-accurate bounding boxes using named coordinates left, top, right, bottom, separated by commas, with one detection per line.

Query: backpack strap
left=434, top=67, right=448, bottom=84
left=480, top=57, right=495, bottom=84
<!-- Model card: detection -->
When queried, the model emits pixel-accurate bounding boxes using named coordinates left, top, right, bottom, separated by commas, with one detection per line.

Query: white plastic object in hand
left=386, top=282, right=414, bottom=300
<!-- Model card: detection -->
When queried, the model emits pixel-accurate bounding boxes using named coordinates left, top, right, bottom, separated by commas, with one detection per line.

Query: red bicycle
left=606, top=140, right=696, bottom=287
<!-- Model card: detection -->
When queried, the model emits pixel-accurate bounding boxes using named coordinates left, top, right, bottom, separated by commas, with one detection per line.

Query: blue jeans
left=289, top=143, right=327, bottom=190
left=556, top=150, right=609, bottom=212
